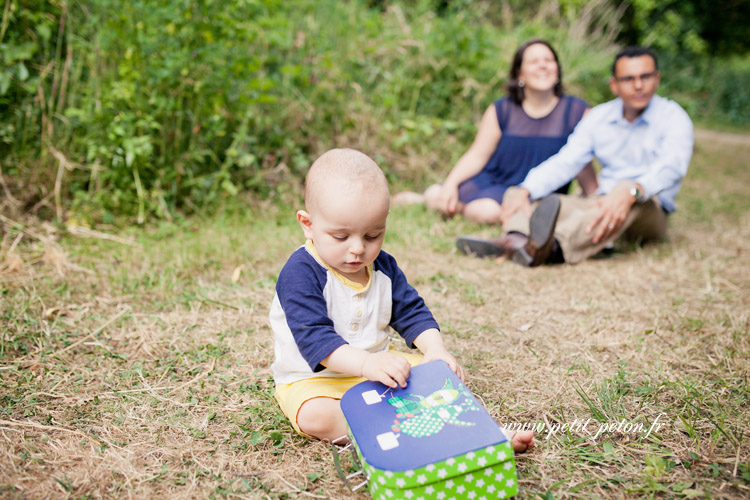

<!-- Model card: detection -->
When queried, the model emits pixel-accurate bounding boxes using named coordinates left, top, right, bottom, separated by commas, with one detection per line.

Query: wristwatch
left=629, top=184, right=644, bottom=202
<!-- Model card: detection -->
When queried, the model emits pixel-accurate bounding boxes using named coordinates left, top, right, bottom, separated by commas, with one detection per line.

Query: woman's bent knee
left=423, top=184, right=443, bottom=211
left=463, top=199, right=502, bottom=224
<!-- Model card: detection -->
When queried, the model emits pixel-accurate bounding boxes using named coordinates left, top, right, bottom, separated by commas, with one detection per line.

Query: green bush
left=711, top=57, right=750, bottom=125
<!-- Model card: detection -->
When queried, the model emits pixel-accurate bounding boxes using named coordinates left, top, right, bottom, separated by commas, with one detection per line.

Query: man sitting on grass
left=457, top=46, right=694, bottom=266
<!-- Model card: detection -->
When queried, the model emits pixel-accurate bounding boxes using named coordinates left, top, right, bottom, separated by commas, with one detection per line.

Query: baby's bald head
left=304, top=149, right=390, bottom=213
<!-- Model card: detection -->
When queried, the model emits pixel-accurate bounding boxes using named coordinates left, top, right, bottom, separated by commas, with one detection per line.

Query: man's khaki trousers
left=503, top=187, right=668, bottom=264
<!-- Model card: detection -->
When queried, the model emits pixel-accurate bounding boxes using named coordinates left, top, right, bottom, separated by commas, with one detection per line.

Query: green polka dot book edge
left=356, top=437, right=518, bottom=500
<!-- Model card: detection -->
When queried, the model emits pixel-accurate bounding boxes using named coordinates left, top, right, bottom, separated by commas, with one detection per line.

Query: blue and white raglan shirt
left=270, top=241, right=439, bottom=386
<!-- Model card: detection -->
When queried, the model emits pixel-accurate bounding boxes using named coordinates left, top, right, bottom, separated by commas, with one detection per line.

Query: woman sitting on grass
left=393, top=39, right=597, bottom=223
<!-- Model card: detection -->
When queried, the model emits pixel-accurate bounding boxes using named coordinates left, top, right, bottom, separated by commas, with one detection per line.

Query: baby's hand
left=421, top=346, right=465, bottom=382
left=361, top=352, right=411, bottom=389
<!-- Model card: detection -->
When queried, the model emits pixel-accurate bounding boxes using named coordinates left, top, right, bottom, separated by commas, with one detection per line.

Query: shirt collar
left=611, top=95, right=659, bottom=126
left=305, top=240, right=372, bottom=292
left=638, top=95, right=661, bottom=124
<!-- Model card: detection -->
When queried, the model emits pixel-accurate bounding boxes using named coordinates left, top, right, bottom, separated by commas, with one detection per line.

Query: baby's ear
left=296, top=210, right=314, bottom=239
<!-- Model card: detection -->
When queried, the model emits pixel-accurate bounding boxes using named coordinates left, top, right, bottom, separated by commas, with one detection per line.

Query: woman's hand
left=436, top=183, right=460, bottom=216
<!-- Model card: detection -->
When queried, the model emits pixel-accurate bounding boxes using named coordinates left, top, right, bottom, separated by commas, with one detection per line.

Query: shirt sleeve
left=633, top=104, right=694, bottom=201
left=275, top=251, right=347, bottom=372
left=520, top=109, right=598, bottom=200
left=377, top=253, right=440, bottom=348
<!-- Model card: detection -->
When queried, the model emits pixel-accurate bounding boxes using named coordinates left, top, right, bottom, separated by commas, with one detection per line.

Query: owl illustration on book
left=387, top=378, right=480, bottom=438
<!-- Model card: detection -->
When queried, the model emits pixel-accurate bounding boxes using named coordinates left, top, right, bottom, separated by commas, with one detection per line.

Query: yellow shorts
left=274, top=350, right=424, bottom=436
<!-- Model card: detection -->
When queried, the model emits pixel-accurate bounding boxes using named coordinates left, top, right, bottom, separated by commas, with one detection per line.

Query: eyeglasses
left=614, top=71, right=658, bottom=85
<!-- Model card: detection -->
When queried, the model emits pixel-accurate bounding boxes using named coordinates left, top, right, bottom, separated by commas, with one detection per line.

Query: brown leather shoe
left=456, top=232, right=528, bottom=259
left=511, top=195, right=561, bottom=267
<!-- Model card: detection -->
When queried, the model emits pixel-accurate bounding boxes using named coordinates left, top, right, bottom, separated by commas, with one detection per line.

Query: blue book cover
left=340, top=360, right=508, bottom=472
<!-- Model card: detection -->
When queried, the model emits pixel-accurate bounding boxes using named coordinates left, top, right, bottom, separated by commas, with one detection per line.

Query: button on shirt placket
left=351, top=293, right=363, bottom=335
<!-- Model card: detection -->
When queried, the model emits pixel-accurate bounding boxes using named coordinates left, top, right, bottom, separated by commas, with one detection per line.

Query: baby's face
left=304, top=184, right=389, bottom=284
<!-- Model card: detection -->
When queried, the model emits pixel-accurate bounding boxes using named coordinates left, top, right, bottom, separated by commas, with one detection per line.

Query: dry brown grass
left=1, top=131, right=749, bottom=499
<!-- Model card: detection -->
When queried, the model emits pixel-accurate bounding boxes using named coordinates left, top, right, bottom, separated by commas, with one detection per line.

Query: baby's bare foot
left=508, top=430, right=534, bottom=453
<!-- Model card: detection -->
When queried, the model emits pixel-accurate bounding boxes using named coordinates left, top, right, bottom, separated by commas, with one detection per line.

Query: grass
left=1, top=130, right=750, bottom=499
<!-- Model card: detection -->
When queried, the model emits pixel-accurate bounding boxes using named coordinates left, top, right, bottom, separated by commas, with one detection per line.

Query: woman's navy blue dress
left=458, top=95, right=588, bottom=204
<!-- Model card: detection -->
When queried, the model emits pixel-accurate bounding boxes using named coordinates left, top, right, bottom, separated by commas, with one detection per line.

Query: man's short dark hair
left=612, top=46, right=659, bottom=75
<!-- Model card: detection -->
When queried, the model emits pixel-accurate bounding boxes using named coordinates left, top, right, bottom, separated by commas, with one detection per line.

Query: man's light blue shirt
left=520, top=94, right=693, bottom=212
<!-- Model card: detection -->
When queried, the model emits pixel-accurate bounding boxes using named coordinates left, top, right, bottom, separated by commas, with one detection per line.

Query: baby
left=269, top=148, right=532, bottom=452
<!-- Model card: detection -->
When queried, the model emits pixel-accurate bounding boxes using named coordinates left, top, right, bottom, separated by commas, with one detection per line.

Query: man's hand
left=499, top=187, right=532, bottom=225
left=360, top=351, right=411, bottom=389
left=585, top=183, right=638, bottom=243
